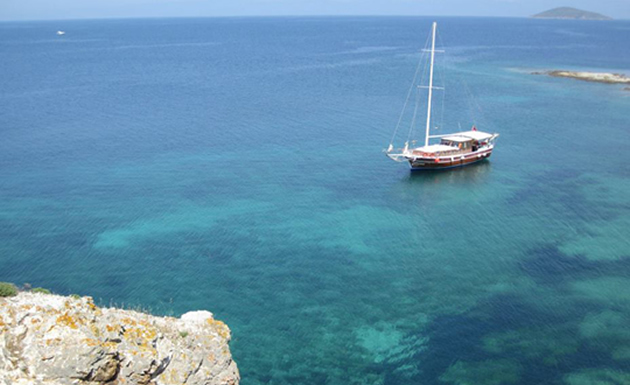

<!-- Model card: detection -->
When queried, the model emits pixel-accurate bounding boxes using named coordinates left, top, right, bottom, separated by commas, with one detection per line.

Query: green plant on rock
left=179, top=331, right=189, bottom=338
left=70, top=294, right=81, bottom=299
left=31, top=287, right=51, bottom=294
left=0, top=282, right=18, bottom=297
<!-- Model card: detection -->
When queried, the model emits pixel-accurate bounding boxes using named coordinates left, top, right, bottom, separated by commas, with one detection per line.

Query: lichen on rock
left=0, top=292, right=239, bottom=385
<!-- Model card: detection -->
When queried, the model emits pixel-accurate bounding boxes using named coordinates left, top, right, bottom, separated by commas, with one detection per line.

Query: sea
left=1, top=16, right=630, bottom=385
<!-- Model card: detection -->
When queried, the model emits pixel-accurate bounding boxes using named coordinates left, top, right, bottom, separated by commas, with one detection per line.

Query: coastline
left=533, top=70, right=630, bottom=86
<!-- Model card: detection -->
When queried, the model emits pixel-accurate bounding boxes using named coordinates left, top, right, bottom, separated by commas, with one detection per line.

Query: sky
left=0, top=0, right=628, bottom=21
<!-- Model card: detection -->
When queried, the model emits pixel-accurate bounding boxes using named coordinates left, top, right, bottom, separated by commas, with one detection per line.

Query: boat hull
left=408, top=149, right=493, bottom=171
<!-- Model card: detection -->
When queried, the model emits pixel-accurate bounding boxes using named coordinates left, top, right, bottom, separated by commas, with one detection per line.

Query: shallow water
left=1, top=16, right=630, bottom=385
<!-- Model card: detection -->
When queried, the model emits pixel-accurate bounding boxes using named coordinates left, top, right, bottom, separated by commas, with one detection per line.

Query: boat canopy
left=413, top=144, right=456, bottom=153
left=457, top=130, right=494, bottom=141
left=442, top=136, right=473, bottom=143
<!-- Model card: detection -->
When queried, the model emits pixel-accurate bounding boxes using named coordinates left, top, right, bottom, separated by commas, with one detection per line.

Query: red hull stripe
left=409, top=151, right=492, bottom=169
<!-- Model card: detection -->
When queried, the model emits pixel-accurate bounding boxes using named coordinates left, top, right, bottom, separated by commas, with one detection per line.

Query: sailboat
left=385, top=22, right=499, bottom=171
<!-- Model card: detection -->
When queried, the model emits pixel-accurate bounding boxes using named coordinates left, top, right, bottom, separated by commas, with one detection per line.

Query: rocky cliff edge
left=0, top=293, right=239, bottom=385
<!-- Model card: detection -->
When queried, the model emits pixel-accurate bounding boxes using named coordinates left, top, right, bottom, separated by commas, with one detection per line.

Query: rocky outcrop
left=532, top=70, right=630, bottom=85
left=0, top=293, right=239, bottom=385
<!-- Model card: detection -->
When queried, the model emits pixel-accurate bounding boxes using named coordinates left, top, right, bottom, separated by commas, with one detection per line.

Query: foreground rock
left=0, top=293, right=239, bottom=385
left=533, top=70, right=630, bottom=85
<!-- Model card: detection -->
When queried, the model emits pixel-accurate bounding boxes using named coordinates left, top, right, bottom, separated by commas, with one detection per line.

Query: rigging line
left=390, top=31, right=432, bottom=147
left=439, top=82, right=446, bottom=133
left=409, top=32, right=433, bottom=143
left=461, top=78, right=486, bottom=129
left=437, top=28, right=490, bottom=132
left=407, top=86, right=421, bottom=144
left=436, top=29, right=447, bottom=132
left=391, top=53, right=424, bottom=146
left=460, top=76, right=481, bottom=130
left=410, top=53, right=431, bottom=143
left=458, top=72, right=483, bottom=115
left=465, top=82, right=477, bottom=127
left=430, top=31, right=446, bottom=134
left=436, top=29, right=446, bottom=58
left=468, top=81, right=488, bottom=128
left=437, top=30, right=485, bottom=131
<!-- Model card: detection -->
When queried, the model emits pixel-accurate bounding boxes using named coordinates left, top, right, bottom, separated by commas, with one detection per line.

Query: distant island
left=532, top=7, right=612, bottom=20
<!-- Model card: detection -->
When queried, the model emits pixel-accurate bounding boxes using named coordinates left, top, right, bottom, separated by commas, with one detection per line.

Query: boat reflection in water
left=404, top=160, right=493, bottom=186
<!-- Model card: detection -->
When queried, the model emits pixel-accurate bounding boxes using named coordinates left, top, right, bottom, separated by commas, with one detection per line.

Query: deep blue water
left=2, top=17, right=630, bottom=385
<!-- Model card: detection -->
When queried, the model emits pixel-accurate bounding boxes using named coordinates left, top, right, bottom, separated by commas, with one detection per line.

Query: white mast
left=424, top=22, right=437, bottom=147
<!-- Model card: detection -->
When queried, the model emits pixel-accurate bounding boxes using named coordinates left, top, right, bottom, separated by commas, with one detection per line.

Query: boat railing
left=412, top=145, right=493, bottom=159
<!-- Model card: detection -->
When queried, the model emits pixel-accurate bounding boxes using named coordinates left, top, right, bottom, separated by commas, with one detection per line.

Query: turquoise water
left=2, top=17, right=630, bottom=384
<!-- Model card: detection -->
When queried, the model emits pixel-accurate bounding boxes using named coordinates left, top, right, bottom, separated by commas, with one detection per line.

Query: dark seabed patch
left=391, top=294, right=630, bottom=385
left=520, top=245, right=630, bottom=284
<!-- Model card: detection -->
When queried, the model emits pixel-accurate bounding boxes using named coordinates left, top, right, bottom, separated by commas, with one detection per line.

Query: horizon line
left=1, top=14, right=625, bottom=23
